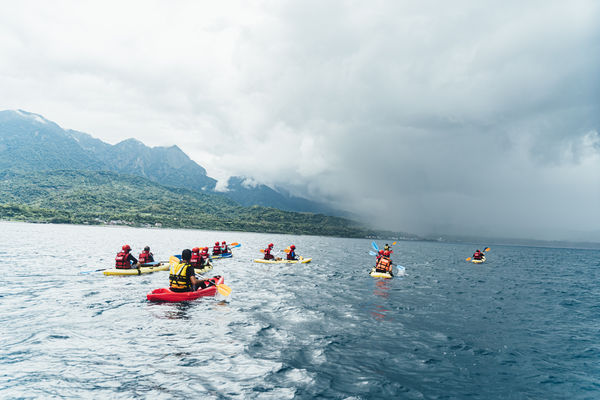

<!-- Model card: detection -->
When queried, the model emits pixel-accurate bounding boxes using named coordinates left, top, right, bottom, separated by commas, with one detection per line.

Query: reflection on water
left=371, top=279, right=392, bottom=321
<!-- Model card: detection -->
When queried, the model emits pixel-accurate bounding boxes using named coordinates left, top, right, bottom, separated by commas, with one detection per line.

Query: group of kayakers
left=262, top=243, right=300, bottom=261
left=115, top=244, right=155, bottom=269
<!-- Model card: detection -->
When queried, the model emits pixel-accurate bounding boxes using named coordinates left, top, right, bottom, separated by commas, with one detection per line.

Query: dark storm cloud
left=0, top=1, right=598, bottom=240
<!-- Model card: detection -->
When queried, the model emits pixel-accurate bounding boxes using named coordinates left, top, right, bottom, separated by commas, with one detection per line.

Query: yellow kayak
left=253, top=257, right=312, bottom=264
left=195, top=263, right=213, bottom=275
left=103, top=262, right=168, bottom=276
left=471, top=256, right=486, bottom=264
left=369, top=267, right=393, bottom=279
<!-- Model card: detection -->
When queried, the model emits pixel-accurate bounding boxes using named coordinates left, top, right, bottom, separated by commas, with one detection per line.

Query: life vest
left=212, top=245, right=221, bottom=255
left=376, top=256, right=392, bottom=272
left=115, top=251, right=131, bottom=269
left=169, top=262, right=192, bottom=291
left=264, top=248, right=274, bottom=260
left=138, top=251, right=151, bottom=264
left=190, top=250, right=202, bottom=268
left=222, top=245, right=229, bottom=253
left=200, top=251, right=209, bottom=261
left=473, top=252, right=483, bottom=260
left=287, top=251, right=296, bottom=260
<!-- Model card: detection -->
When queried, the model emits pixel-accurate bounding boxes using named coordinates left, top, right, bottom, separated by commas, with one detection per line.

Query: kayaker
left=286, top=245, right=298, bottom=260
left=169, top=249, right=213, bottom=292
left=383, top=244, right=394, bottom=254
left=212, top=241, right=222, bottom=256
left=473, top=249, right=484, bottom=260
left=263, top=243, right=275, bottom=260
left=221, top=241, right=230, bottom=254
left=200, top=247, right=211, bottom=263
left=374, top=250, right=393, bottom=276
left=138, top=246, right=154, bottom=264
left=375, top=249, right=384, bottom=262
left=115, top=244, right=138, bottom=269
left=190, top=247, right=204, bottom=268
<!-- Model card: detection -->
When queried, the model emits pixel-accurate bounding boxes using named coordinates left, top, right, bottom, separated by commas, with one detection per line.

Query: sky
left=0, top=0, right=599, bottom=241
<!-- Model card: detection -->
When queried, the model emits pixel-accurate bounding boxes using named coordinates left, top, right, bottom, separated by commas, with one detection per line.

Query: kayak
left=211, top=253, right=232, bottom=260
left=471, top=256, right=486, bottom=264
left=369, top=265, right=405, bottom=279
left=103, top=262, right=168, bottom=276
left=369, top=267, right=393, bottom=279
left=195, top=262, right=213, bottom=275
left=253, top=257, right=312, bottom=264
left=147, top=275, right=225, bottom=302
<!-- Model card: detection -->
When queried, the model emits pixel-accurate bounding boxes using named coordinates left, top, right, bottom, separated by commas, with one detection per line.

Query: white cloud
left=0, top=0, right=598, bottom=240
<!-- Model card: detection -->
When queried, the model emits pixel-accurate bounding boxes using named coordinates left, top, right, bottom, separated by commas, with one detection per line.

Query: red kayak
left=147, top=275, right=225, bottom=302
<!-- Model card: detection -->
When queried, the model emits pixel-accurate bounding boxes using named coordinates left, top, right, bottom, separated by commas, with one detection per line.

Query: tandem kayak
left=369, top=265, right=405, bottom=279
left=147, top=275, right=225, bottom=302
left=195, top=262, right=213, bottom=275
left=471, top=256, right=486, bottom=264
left=253, top=257, right=312, bottom=264
left=103, top=262, right=168, bottom=276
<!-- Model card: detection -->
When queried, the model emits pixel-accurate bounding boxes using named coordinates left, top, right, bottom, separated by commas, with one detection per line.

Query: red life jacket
left=213, top=245, right=221, bottom=255
left=190, top=250, right=202, bottom=268
left=138, top=251, right=151, bottom=264
left=473, top=252, right=483, bottom=260
left=376, top=256, right=392, bottom=272
left=264, top=248, right=274, bottom=260
left=115, top=251, right=130, bottom=269
left=200, top=251, right=209, bottom=261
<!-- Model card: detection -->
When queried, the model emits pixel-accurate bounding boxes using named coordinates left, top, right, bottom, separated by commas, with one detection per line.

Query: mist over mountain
left=0, top=109, right=341, bottom=215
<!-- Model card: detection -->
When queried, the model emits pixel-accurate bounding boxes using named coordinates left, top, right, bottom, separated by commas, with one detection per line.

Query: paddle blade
left=372, top=241, right=379, bottom=251
left=260, top=249, right=265, bottom=253
left=369, top=250, right=378, bottom=256
left=217, top=284, right=232, bottom=297
left=230, top=242, right=239, bottom=246
left=484, top=247, right=490, bottom=252
left=230, top=244, right=241, bottom=249
left=466, top=257, right=472, bottom=262
left=284, top=249, right=291, bottom=253
left=169, top=255, right=180, bottom=266
left=392, top=241, right=397, bottom=245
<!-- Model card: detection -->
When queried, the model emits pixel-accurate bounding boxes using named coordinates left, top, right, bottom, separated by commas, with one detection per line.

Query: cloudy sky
left=0, top=0, right=598, bottom=241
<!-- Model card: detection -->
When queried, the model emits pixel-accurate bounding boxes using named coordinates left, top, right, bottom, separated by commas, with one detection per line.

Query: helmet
left=476, top=249, right=480, bottom=252
left=383, top=250, right=390, bottom=256
left=290, top=245, right=296, bottom=249
left=122, top=244, right=131, bottom=251
left=379, top=250, right=384, bottom=254
left=144, top=246, right=150, bottom=252
left=192, top=247, right=199, bottom=252
left=268, top=243, right=274, bottom=248
left=215, top=242, right=220, bottom=245
left=203, top=247, right=209, bottom=251
left=222, top=241, right=226, bottom=244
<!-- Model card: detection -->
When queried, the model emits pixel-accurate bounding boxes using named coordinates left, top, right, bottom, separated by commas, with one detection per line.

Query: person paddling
left=115, top=244, right=138, bottom=269
left=263, top=243, right=275, bottom=260
left=221, top=241, right=230, bottom=254
left=473, top=249, right=484, bottom=260
left=200, top=247, right=211, bottom=263
left=383, top=243, right=393, bottom=254
left=212, top=241, right=222, bottom=256
left=374, top=250, right=394, bottom=276
left=170, top=249, right=214, bottom=292
left=286, top=245, right=298, bottom=261
left=138, top=246, right=154, bottom=264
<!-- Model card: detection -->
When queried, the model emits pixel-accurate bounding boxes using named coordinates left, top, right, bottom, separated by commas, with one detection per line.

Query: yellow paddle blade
left=260, top=249, right=265, bottom=253
left=392, top=241, right=397, bottom=245
left=169, top=255, right=180, bottom=266
left=284, top=249, right=291, bottom=253
left=466, top=257, right=472, bottom=261
left=217, top=284, right=232, bottom=296
left=484, top=247, right=490, bottom=252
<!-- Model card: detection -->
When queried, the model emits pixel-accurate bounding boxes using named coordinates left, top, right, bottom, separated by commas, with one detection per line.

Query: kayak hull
left=471, top=256, right=486, bottom=264
left=147, top=276, right=225, bottom=302
left=253, top=258, right=312, bottom=264
left=370, top=267, right=393, bottom=279
left=195, top=263, right=213, bottom=275
left=103, top=262, right=168, bottom=276
left=211, top=253, right=232, bottom=259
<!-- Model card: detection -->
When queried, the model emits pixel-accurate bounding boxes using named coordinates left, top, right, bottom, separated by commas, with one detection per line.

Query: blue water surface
left=0, top=221, right=598, bottom=399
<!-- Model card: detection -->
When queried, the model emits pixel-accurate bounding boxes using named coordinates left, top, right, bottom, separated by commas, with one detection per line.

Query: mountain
left=0, top=109, right=337, bottom=214
left=0, top=169, right=371, bottom=237
left=223, top=176, right=343, bottom=215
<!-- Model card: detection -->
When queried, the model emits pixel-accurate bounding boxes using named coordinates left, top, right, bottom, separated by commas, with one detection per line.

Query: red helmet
left=268, top=243, right=274, bottom=248
left=203, top=247, right=209, bottom=251
left=122, top=244, right=131, bottom=251
left=383, top=250, right=391, bottom=256
left=379, top=250, right=384, bottom=254
left=192, top=247, right=199, bottom=252
left=215, top=242, right=220, bottom=245
left=290, top=245, right=296, bottom=249
left=222, top=241, right=226, bottom=244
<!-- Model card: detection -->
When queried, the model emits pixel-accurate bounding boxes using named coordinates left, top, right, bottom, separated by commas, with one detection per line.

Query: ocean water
left=0, top=221, right=598, bottom=399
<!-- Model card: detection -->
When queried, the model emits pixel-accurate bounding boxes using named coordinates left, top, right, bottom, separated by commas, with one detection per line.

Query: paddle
left=372, top=241, right=379, bottom=251
left=79, top=268, right=107, bottom=274
left=466, top=247, right=490, bottom=261
left=216, top=283, right=232, bottom=296
left=369, top=250, right=378, bottom=256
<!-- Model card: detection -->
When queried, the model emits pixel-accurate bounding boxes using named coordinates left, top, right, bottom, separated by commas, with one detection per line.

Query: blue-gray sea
left=0, top=221, right=598, bottom=399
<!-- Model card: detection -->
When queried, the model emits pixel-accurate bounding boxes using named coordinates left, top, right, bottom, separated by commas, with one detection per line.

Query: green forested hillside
left=0, top=170, right=374, bottom=237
